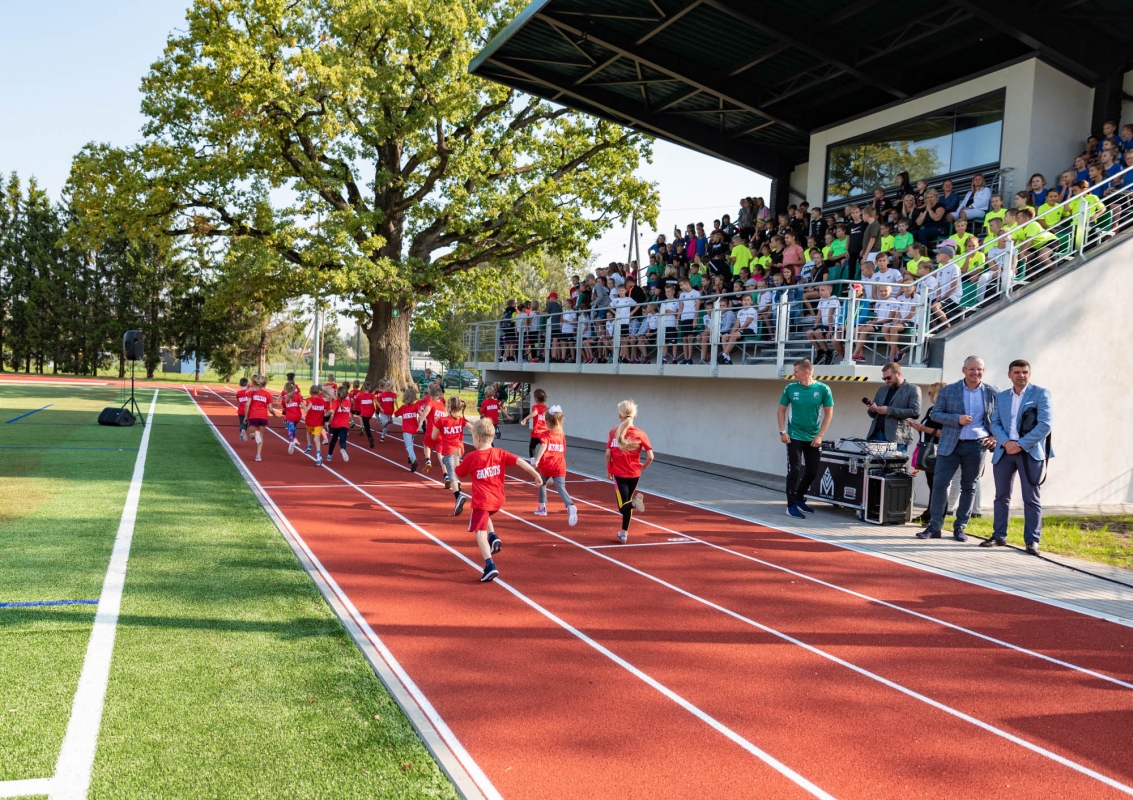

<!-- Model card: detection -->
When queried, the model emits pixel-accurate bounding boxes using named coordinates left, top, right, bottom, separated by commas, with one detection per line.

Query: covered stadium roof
left=470, top=0, right=1133, bottom=177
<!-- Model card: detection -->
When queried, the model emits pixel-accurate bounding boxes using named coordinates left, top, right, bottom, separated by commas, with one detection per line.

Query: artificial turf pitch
left=0, top=384, right=457, bottom=799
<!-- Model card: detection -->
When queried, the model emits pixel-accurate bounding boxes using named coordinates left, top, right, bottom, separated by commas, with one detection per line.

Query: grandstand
left=465, top=0, right=1133, bottom=512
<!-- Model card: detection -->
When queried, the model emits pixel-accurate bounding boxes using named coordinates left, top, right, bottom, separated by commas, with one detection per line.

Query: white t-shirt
left=610, top=271, right=626, bottom=288
left=890, top=298, right=917, bottom=325
left=737, top=306, right=758, bottom=331
left=661, top=300, right=679, bottom=327
left=646, top=312, right=659, bottom=331
left=757, top=291, right=774, bottom=314
left=916, top=273, right=939, bottom=303
left=604, top=319, right=614, bottom=337
left=609, top=296, right=633, bottom=323
left=873, top=301, right=899, bottom=324
left=816, top=297, right=840, bottom=327
left=561, top=310, right=577, bottom=334
left=678, top=290, right=700, bottom=321
left=934, top=264, right=963, bottom=304
left=874, top=267, right=902, bottom=287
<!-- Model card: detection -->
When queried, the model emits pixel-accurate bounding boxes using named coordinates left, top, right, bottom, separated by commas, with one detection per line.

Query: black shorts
left=812, top=323, right=830, bottom=332
left=679, top=319, right=694, bottom=338
left=501, top=329, right=517, bottom=343
left=619, top=324, right=630, bottom=338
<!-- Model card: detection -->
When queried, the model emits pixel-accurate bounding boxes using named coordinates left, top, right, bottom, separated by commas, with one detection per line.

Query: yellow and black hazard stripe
left=784, top=375, right=869, bottom=382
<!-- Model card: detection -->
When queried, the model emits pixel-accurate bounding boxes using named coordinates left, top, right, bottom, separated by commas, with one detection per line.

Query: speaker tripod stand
left=121, top=351, right=145, bottom=425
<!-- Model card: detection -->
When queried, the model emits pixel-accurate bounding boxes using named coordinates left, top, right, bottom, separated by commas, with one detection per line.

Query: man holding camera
left=916, top=356, right=997, bottom=542
left=864, top=362, right=921, bottom=454
left=986, top=360, right=1052, bottom=554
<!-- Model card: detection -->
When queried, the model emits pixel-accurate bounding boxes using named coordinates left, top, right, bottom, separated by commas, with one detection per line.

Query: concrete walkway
left=493, top=424, right=1133, bottom=626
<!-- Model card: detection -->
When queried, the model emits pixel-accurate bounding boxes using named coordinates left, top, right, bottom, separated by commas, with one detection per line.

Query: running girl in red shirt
left=605, top=399, right=653, bottom=543
left=348, top=380, right=362, bottom=430
left=325, top=384, right=352, bottom=464
left=393, top=387, right=421, bottom=472
left=235, top=376, right=251, bottom=441
left=301, top=385, right=329, bottom=465
left=455, top=418, right=544, bottom=583
left=355, top=381, right=376, bottom=448
left=242, top=375, right=278, bottom=462
left=376, top=379, right=397, bottom=443
left=280, top=381, right=304, bottom=455
left=532, top=406, right=577, bottom=525
left=430, top=396, right=471, bottom=513
left=417, top=384, right=446, bottom=473
left=519, top=388, right=548, bottom=459
left=479, top=385, right=501, bottom=440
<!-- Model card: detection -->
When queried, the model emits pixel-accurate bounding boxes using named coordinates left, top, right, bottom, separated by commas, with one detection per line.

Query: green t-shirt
left=892, top=232, right=913, bottom=252
left=820, top=245, right=833, bottom=261
left=829, top=238, right=848, bottom=259
left=1035, top=203, right=1064, bottom=228
left=984, top=208, right=1007, bottom=225
left=731, top=244, right=753, bottom=270
left=689, top=272, right=702, bottom=288
left=779, top=381, right=834, bottom=441
left=879, top=234, right=895, bottom=254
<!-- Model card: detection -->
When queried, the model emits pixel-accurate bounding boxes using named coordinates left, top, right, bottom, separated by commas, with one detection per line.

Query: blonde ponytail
left=615, top=399, right=640, bottom=451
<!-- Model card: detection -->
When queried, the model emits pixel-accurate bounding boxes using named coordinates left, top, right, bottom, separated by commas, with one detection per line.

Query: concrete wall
left=1123, top=70, right=1133, bottom=133
left=803, top=58, right=1093, bottom=206
left=944, top=239, right=1133, bottom=510
left=788, top=162, right=808, bottom=205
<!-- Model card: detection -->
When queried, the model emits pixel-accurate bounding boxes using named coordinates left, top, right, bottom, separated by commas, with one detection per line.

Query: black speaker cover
left=123, top=330, right=144, bottom=361
left=98, top=407, right=136, bottom=427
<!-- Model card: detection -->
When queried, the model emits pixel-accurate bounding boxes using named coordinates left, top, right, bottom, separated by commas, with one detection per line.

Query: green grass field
left=0, top=384, right=457, bottom=799
left=964, top=514, right=1133, bottom=569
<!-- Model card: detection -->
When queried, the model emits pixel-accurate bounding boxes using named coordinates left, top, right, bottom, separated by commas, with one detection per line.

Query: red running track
left=14, top=376, right=1132, bottom=799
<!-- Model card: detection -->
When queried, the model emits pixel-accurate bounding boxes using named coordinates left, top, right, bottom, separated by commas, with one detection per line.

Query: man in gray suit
left=985, top=359, right=1053, bottom=554
left=865, top=362, right=921, bottom=453
left=917, top=355, right=998, bottom=542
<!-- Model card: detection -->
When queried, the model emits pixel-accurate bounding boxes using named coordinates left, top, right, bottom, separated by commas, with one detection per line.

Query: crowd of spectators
left=497, top=121, right=1133, bottom=367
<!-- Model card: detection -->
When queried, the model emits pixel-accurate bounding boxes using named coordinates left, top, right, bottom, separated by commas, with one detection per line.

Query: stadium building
left=466, top=0, right=1133, bottom=511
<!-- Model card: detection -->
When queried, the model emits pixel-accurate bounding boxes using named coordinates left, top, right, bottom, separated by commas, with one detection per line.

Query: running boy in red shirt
left=479, top=384, right=501, bottom=440
left=393, top=387, right=421, bottom=472
left=416, top=384, right=446, bottom=473
left=455, top=418, right=544, bottom=583
left=325, top=384, right=352, bottom=464
left=430, top=396, right=471, bottom=513
left=355, top=381, right=376, bottom=448
left=301, top=385, right=329, bottom=465
left=532, top=405, right=577, bottom=525
left=519, top=388, right=548, bottom=459
left=376, top=379, right=397, bottom=443
left=235, top=376, right=251, bottom=441
left=280, top=381, right=304, bottom=455
left=606, top=399, right=653, bottom=543
left=242, top=375, right=278, bottom=462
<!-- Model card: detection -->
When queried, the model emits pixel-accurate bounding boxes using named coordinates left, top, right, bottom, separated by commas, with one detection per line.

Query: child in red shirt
left=355, top=381, right=376, bottom=448
left=479, top=385, right=502, bottom=440
left=430, top=396, right=471, bottom=513
left=301, top=385, right=329, bottom=465
left=393, top=387, right=421, bottom=472
left=519, top=388, right=548, bottom=459
left=532, top=406, right=577, bottom=526
left=348, top=380, right=362, bottom=430
left=325, top=384, right=352, bottom=464
left=605, top=399, right=654, bottom=543
left=416, top=384, right=446, bottom=473
left=280, top=381, right=304, bottom=455
left=242, top=375, right=278, bottom=462
left=376, top=379, right=397, bottom=443
left=455, top=418, right=544, bottom=583
left=235, top=376, right=251, bottom=441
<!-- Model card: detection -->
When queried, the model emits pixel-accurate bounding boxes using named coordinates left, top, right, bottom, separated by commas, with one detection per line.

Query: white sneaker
left=533, top=507, right=547, bottom=517
left=341, top=448, right=349, bottom=463
left=239, top=431, right=247, bottom=441
left=568, top=505, right=578, bottom=526
left=632, top=493, right=645, bottom=514
left=255, top=455, right=262, bottom=462
left=288, top=440, right=295, bottom=455
left=617, top=531, right=628, bottom=543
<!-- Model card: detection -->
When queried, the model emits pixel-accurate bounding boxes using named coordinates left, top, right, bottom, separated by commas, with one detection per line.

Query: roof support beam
left=635, top=0, right=702, bottom=45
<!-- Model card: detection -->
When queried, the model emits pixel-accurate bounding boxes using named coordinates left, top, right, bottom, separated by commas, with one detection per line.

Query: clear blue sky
left=0, top=1, right=768, bottom=260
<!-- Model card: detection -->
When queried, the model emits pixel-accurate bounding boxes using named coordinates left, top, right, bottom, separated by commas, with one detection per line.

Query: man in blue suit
left=985, top=359, right=1053, bottom=554
left=917, top=356, right=998, bottom=542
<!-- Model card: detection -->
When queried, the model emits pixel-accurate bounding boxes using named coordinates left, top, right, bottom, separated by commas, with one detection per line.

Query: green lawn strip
left=90, top=390, right=458, bottom=799
left=0, top=387, right=143, bottom=781
left=963, top=515, right=1133, bottom=570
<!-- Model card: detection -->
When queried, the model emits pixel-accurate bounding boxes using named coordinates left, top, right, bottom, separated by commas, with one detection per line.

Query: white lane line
left=358, top=435, right=1133, bottom=795
left=49, top=389, right=159, bottom=800
left=196, top=386, right=835, bottom=800
left=191, top=388, right=498, bottom=800
left=0, top=778, right=54, bottom=798
left=590, top=540, right=700, bottom=549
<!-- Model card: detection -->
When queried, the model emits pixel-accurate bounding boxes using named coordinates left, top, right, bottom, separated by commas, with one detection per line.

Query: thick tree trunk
left=366, top=296, right=414, bottom=392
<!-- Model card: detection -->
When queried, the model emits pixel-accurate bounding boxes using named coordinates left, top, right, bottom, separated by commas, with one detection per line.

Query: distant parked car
left=442, top=369, right=480, bottom=389
left=410, top=369, right=426, bottom=386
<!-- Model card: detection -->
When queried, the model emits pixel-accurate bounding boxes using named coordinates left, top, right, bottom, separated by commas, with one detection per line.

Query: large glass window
left=825, top=94, right=1004, bottom=203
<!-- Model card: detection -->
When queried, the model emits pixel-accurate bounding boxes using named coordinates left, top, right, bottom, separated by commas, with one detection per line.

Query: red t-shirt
left=394, top=402, right=420, bottom=434
left=537, top=430, right=567, bottom=478
left=356, top=392, right=376, bottom=418
left=377, top=391, right=397, bottom=416
left=304, top=395, right=328, bottom=428
left=281, top=391, right=303, bottom=422
left=434, top=415, right=470, bottom=456
left=236, top=388, right=249, bottom=415
left=455, top=447, right=519, bottom=513
left=246, top=388, right=272, bottom=420
left=324, top=381, right=338, bottom=393
left=606, top=426, right=652, bottom=478
left=329, top=398, right=352, bottom=429
left=530, top=403, right=548, bottom=437
left=479, top=398, right=500, bottom=425
left=422, top=398, right=446, bottom=436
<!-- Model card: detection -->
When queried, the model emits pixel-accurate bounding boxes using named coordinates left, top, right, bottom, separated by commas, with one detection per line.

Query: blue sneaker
left=785, top=505, right=806, bottom=519
left=488, top=532, right=501, bottom=554
left=325, top=454, right=332, bottom=463
left=304, top=445, right=312, bottom=454
left=796, top=500, right=815, bottom=514
left=480, top=564, right=499, bottom=583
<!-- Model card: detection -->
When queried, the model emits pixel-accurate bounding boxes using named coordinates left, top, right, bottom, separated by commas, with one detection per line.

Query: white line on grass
left=341, top=432, right=1133, bottom=795
left=197, top=386, right=836, bottom=800
left=0, top=778, right=54, bottom=798
left=188, top=388, right=499, bottom=800
left=45, top=389, right=159, bottom=800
